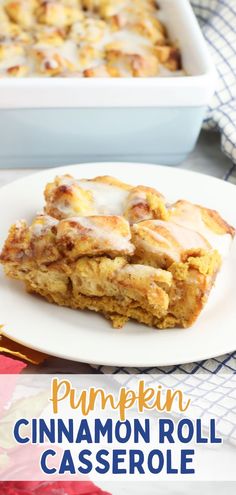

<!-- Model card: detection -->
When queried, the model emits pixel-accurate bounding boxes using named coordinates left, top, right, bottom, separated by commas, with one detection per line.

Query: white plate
left=0, top=163, right=235, bottom=367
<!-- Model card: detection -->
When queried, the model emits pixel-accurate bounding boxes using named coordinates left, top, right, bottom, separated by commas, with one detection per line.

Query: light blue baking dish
left=0, top=107, right=207, bottom=167
left=0, top=0, right=215, bottom=168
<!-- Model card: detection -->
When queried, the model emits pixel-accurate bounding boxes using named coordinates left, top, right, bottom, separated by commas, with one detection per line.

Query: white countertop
left=98, top=481, right=236, bottom=495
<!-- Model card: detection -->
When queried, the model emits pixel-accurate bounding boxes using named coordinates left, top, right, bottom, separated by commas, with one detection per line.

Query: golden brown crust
left=44, top=175, right=168, bottom=223
left=105, top=40, right=160, bottom=77
left=56, top=215, right=134, bottom=258
left=169, top=200, right=236, bottom=237
left=44, top=175, right=95, bottom=219
left=0, top=213, right=134, bottom=262
left=131, top=219, right=212, bottom=268
left=88, top=175, right=132, bottom=191
left=5, top=0, right=36, bottom=28
left=124, top=185, right=168, bottom=225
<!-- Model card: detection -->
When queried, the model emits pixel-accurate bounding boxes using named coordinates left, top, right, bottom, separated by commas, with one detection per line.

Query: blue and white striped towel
left=93, top=352, right=236, bottom=375
left=191, top=0, right=236, bottom=163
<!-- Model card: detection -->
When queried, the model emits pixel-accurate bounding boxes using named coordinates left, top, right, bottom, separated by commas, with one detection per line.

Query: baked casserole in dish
left=0, top=0, right=182, bottom=78
left=0, top=0, right=216, bottom=166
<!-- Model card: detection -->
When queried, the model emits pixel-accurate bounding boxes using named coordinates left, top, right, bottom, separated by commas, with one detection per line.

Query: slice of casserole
left=0, top=175, right=235, bottom=329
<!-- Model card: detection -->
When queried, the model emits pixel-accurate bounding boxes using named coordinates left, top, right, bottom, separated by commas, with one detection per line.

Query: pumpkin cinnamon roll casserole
left=0, top=174, right=235, bottom=329
left=0, top=0, right=183, bottom=78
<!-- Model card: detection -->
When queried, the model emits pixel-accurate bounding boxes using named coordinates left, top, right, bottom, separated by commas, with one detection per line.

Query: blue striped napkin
left=94, top=352, right=236, bottom=374
left=191, top=0, right=236, bottom=163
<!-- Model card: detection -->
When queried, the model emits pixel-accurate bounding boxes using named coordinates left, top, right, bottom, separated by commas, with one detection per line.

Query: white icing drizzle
left=0, top=0, right=184, bottom=77
left=58, top=216, right=134, bottom=253
left=57, top=175, right=74, bottom=186
left=30, top=215, right=58, bottom=236
left=50, top=177, right=129, bottom=217
left=134, top=220, right=210, bottom=261
left=170, top=203, right=232, bottom=257
left=126, top=190, right=147, bottom=208
left=77, top=180, right=130, bottom=216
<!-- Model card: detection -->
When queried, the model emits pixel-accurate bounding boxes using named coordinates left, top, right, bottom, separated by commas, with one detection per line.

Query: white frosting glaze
left=58, top=216, right=134, bottom=253
left=0, top=52, right=25, bottom=71
left=77, top=180, right=129, bottom=215
left=146, top=220, right=208, bottom=247
left=56, top=201, right=81, bottom=216
left=0, top=1, right=184, bottom=77
left=58, top=175, right=74, bottom=186
left=170, top=203, right=232, bottom=257
left=134, top=220, right=210, bottom=261
left=53, top=176, right=130, bottom=216
left=31, top=215, right=58, bottom=236
left=127, top=190, right=147, bottom=208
